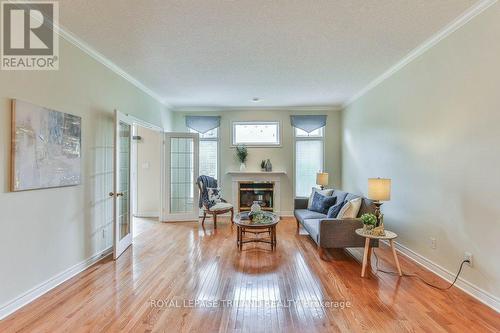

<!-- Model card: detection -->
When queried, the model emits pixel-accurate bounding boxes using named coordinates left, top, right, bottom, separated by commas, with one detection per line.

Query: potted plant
left=360, top=213, right=377, bottom=234
left=236, top=144, right=248, bottom=171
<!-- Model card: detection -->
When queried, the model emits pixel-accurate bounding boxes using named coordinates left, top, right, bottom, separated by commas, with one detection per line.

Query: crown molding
left=171, top=105, right=343, bottom=113
left=343, top=0, right=498, bottom=108
left=5, top=0, right=167, bottom=106
left=57, top=25, right=167, bottom=106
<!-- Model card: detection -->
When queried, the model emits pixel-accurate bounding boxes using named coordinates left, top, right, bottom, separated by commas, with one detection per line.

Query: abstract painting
left=11, top=99, right=82, bottom=191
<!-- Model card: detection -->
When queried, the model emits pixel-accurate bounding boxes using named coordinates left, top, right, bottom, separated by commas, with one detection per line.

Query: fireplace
left=238, top=181, right=274, bottom=212
left=228, top=171, right=285, bottom=215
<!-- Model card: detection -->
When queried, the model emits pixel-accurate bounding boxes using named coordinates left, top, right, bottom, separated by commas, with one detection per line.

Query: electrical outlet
left=464, top=252, right=473, bottom=267
left=430, top=237, right=437, bottom=249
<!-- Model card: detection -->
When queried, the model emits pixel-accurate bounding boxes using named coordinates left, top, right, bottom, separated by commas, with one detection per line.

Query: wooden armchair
left=196, top=176, right=234, bottom=228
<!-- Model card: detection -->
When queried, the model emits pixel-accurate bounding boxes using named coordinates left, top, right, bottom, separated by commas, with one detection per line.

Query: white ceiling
left=59, top=0, right=478, bottom=108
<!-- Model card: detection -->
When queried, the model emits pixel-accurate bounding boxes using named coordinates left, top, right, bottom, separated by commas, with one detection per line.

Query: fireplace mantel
left=226, top=170, right=285, bottom=215
left=226, top=170, right=286, bottom=175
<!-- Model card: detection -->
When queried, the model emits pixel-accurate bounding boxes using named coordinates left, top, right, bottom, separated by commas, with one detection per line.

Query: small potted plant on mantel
left=236, top=144, right=248, bottom=171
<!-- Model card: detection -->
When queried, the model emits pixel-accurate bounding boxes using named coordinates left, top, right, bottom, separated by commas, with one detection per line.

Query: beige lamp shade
left=316, top=172, right=329, bottom=186
left=368, top=178, right=391, bottom=201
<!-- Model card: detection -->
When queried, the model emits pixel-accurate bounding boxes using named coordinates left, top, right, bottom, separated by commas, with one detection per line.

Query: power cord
left=372, top=249, right=470, bottom=291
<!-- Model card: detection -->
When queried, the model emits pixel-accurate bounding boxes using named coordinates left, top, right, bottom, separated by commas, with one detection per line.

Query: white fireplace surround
left=226, top=171, right=286, bottom=215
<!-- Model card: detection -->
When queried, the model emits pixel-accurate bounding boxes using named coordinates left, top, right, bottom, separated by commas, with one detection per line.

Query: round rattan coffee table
left=234, top=212, right=279, bottom=250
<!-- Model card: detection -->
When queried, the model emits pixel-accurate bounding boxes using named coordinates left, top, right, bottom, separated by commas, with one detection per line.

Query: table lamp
left=368, top=178, right=391, bottom=224
left=316, top=172, right=329, bottom=190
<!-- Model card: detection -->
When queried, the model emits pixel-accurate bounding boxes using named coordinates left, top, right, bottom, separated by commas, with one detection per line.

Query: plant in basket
left=360, top=213, right=377, bottom=234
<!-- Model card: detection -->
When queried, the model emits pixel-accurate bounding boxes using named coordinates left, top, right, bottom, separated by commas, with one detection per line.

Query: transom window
left=232, top=121, right=281, bottom=146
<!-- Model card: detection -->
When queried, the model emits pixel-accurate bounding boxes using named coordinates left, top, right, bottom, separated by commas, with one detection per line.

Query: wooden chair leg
left=213, top=213, right=217, bottom=229
left=201, top=211, right=207, bottom=226
left=230, top=208, right=234, bottom=225
left=296, top=219, right=300, bottom=233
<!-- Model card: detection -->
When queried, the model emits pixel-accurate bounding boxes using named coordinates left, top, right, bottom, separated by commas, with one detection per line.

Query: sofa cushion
left=337, top=197, right=362, bottom=218
left=326, top=200, right=344, bottom=218
left=303, top=219, right=320, bottom=243
left=332, top=190, right=348, bottom=206
left=358, top=198, right=376, bottom=217
left=345, top=193, right=360, bottom=202
left=294, top=209, right=327, bottom=223
left=307, top=188, right=334, bottom=210
left=208, top=202, right=233, bottom=212
left=310, top=191, right=337, bottom=214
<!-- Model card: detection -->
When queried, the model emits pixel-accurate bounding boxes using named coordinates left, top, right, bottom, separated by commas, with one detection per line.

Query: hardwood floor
left=1, top=217, right=498, bottom=332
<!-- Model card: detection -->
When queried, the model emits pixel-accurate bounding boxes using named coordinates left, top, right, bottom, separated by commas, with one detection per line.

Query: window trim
left=231, top=121, right=282, bottom=147
left=293, top=126, right=326, bottom=198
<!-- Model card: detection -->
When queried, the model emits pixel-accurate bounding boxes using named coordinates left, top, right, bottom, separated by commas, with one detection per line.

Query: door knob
left=109, top=192, right=124, bottom=197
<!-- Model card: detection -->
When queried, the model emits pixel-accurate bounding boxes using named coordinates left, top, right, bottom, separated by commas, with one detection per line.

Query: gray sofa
left=294, top=189, right=378, bottom=260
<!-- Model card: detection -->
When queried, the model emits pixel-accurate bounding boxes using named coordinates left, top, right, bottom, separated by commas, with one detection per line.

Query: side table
left=355, top=228, right=402, bottom=278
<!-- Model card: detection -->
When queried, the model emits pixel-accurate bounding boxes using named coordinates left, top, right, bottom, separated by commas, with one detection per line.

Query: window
left=232, top=121, right=280, bottom=146
left=294, top=127, right=324, bottom=197
left=189, top=127, right=218, bottom=179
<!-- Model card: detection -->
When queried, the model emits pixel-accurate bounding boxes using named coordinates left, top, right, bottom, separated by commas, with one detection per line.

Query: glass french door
left=163, top=132, right=199, bottom=221
left=111, top=110, right=133, bottom=259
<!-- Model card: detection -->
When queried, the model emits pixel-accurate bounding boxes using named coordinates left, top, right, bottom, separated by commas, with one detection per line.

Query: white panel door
left=163, top=132, right=199, bottom=221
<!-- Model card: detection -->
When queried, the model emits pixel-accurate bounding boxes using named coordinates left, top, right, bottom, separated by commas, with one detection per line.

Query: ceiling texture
left=59, top=0, right=479, bottom=108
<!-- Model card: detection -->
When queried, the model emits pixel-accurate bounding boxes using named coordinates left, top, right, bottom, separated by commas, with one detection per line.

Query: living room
left=0, top=1, right=499, bottom=332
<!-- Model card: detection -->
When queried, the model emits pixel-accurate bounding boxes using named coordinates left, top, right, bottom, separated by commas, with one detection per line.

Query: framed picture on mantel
left=10, top=99, right=82, bottom=191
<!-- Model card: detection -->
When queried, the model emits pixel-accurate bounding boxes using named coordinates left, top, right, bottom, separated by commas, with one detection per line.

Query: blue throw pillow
left=310, top=191, right=337, bottom=215
left=327, top=200, right=345, bottom=218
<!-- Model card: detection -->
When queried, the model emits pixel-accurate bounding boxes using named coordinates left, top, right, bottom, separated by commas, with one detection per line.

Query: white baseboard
left=381, top=240, right=499, bottom=313
left=0, top=247, right=113, bottom=320
left=134, top=211, right=159, bottom=218
left=279, top=211, right=294, bottom=217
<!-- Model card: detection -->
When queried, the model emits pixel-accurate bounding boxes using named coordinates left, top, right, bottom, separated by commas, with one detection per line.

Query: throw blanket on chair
left=197, top=175, right=218, bottom=209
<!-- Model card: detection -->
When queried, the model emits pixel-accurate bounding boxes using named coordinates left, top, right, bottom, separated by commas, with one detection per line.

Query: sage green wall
left=173, top=109, right=342, bottom=214
left=0, top=38, right=171, bottom=309
left=342, top=4, right=500, bottom=300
